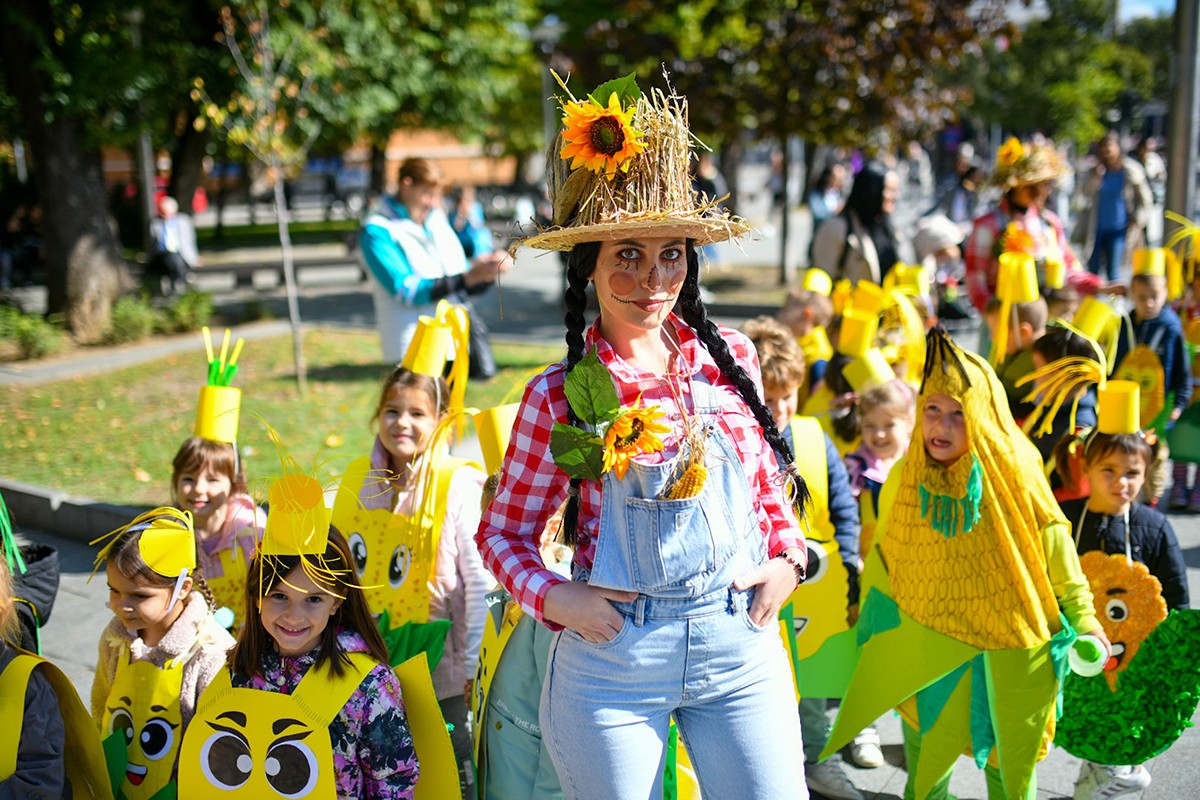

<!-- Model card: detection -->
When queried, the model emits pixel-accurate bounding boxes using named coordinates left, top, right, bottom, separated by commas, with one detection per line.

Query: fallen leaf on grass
left=133, top=468, right=152, bottom=482
left=324, top=434, right=344, bottom=448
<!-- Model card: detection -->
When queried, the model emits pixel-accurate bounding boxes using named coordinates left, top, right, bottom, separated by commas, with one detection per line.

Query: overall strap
left=292, top=652, right=376, bottom=728
left=790, top=417, right=830, bottom=523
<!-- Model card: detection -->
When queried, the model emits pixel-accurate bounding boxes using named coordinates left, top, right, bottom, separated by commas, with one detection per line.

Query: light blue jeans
left=541, top=383, right=807, bottom=799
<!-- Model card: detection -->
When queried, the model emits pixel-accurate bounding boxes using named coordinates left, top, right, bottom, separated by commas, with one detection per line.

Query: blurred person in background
left=1078, top=132, right=1153, bottom=281
left=812, top=164, right=906, bottom=285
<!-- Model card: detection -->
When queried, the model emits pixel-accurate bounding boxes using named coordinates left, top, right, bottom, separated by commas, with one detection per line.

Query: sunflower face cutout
left=102, top=656, right=184, bottom=800
left=179, top=655, right=373, bottom=800
left=1079, top=551, right=1168, bottom=691
left=1113, top=346, right=1167, bottom=431
left=334, top=495, right=431, bottom=626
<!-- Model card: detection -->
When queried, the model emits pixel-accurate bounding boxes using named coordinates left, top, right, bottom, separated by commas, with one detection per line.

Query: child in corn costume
left=331, top=304, right=493, bottom=797
left=90, top=508, right=235, bottom=800
left=822, top=327, right=1105, bottom=800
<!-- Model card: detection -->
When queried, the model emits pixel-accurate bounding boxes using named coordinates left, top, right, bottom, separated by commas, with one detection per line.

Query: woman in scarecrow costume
left=476, top=74, right=811, bottom=799
left=822, top=327, right=1107, bottom=799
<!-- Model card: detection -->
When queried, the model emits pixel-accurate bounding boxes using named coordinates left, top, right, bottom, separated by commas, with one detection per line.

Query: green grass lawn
left=197, top=219, right=359, bottom=251
left=0, top=330, right=562, bottom=508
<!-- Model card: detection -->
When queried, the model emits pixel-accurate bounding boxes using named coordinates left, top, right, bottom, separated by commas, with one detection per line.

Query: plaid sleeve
left=723, top=329, right=806, bottom=556
left=964, top=216, right=996, bottom=311
left=475, top=368, right=571, bottom=629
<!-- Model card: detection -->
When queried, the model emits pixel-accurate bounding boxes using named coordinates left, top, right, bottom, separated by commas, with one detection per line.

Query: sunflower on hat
left=991, top=136, right=1072, bottom=190
left=560, top=90, right=646, bottom=178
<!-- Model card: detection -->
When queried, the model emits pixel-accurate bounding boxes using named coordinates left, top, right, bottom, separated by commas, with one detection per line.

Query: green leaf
left=588, top=73, right=642, bottom=108
left=550, top=423, right=605, bottom=481
left=563, top=351, right=619, bottom=425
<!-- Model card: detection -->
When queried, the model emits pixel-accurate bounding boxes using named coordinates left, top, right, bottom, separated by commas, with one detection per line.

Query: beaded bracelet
left=774, top=550, right=806, bottom=587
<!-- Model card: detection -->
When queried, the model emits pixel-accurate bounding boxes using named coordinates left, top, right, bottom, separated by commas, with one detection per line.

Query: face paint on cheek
left=608, top=270, right=638, bottom=298
left=662, top=263, right=686, bottom=295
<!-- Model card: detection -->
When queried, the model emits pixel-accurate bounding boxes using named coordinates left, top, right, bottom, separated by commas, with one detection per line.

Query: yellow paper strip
left=218, top=328, right=231, bottom=371
left=228, top=338, right=245, bottom=368
left=202, top=326, right=215, bottom=365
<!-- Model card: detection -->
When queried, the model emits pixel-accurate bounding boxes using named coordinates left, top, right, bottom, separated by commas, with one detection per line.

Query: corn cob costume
left=822, top=328, right=1100, bottom=799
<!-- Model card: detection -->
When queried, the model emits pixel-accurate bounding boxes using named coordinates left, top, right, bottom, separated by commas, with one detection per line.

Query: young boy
left=742, top=316, right=866, bottom=800
left=1114, top=264, right=1191, bottom=505
left=986, top=295, right=1049, bottom=423
left=1059, top=427, right=1189, bottom=798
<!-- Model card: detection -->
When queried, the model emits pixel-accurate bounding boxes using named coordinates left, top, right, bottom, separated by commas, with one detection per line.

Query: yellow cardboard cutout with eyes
left=178, top=654, right=372, bottom=800
left=102, top=655, right=184, bottom=800
left=1079, top=551, right=1168, bottom=692
left=332, top=456, right=473, bottom=627
left=205, top=540, right=252, bottom=629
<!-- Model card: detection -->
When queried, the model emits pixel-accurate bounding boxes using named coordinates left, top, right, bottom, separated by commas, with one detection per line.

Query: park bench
left=192, top=253, right=367, bottom=290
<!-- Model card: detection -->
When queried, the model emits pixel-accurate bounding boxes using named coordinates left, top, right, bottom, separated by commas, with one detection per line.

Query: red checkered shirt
left=475, top=314, right=806, bottom=629
left=964, top=201, right=1089, bottom=311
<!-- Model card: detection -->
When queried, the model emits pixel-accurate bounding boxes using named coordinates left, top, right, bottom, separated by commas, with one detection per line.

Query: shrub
left=165, top=290, right=215, bottom=332
left=0, top=305, right=22, bottom=340
left=12, top=313, right=66, bottom=360
left=108, top=295, right=161, bottom=344
left=242, top=298, right=276, bottom=322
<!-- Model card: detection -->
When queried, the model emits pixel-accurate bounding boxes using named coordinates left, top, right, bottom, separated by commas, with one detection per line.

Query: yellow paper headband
left=802, top=269, right=833, bottom=297
left=91, top=507, right=197, bottom=613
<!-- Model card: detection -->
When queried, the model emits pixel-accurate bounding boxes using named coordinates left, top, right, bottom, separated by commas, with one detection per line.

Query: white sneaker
left=805, top=758, right=865, bottom=800
left=847, top=727, right=884, bottom=769
left=1073, top=761, right=1151, bottom=799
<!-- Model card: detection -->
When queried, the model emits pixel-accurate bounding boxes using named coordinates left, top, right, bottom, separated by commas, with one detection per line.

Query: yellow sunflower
left=560, top=92, right=646, bottom=178
left=602, top=400, right=670, bottom=479
left=997, top=137, right=1025, bottom=167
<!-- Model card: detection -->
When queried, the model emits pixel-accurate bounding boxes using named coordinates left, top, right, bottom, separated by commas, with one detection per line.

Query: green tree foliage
left=963, top=0, right=1154, bottom=146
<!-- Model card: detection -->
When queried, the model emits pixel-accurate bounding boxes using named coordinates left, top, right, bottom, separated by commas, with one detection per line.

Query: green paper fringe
left=376, top=612, right=452, bottom=671
left=919, top=456, right=983, bottom=538
left=1057, top=610, right=1200, bottom=764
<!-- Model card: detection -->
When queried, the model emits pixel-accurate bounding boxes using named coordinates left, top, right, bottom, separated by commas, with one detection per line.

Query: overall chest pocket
left=624, top=495, right=739, bottom=593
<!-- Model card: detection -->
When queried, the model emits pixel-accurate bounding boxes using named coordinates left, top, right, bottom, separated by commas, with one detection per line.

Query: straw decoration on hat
left=990, top=137, right=1071, bottom=190
left=521, top=72, right=751, bottom=251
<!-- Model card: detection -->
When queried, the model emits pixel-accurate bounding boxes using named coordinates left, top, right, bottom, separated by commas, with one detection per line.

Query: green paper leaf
left=563, top=350, right=619, bottom=425
left=550, top=423, right=605, bottom=481
left=587, top=73, right=641, bottom=108
left=377, top=613, right=452, bottom=670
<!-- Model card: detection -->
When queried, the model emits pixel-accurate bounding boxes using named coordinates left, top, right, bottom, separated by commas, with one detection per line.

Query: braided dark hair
left=557, top=240, right=809, bottom=545
left=192, top=571, right=218, bottom=612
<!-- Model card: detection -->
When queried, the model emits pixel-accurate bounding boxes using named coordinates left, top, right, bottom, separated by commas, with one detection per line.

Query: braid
left=676, top=244, right=811, bottom=521
left=192, top=571, right=217, bottom=612
left=560, top=242, right=601, bottom=546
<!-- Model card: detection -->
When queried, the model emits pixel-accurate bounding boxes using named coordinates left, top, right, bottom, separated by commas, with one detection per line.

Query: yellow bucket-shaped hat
left=802, top=269, right=833, bottom=297
left=1043, top=258, right=1066, bottom=290
left=837, top=309, right=878, bottom=359
left=996, top=252, right=1039, bottom=304
left=883, top=263, right=930, bottom=298
left=401, top=301, right=471, bottom=421
left=849, top=281, right=884, bottom=316
left=844, top=348, right=894, bottom=393
left=194, top=327, right=245, bottom=444
left=473, top=404, right=520, bottom=476
left=1098, top=381, right=1140, bottom=435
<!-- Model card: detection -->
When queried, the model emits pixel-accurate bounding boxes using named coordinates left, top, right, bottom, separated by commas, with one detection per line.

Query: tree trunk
left=169, top=116, right=210, bottom=216
left=0, top=3, right=129, bottom=343
left=272, top=165, right=308, bottom=397
left=720, top=137, right=744, bottom=215
left=369, top=142, right=388, bottom=198
left=778, top=134, right=793, bottom=286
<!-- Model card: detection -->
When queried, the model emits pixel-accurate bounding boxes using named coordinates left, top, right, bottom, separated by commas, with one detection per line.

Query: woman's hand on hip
left=733, top=549, right=804, bottom=628
left=543, top=582, right=638, bottom=643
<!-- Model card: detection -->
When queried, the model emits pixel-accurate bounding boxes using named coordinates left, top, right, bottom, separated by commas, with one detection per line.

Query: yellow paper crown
left=261, top=472, right=332, bottom=558
left=91, top=508, right=197, bottom=610
left=844, top=348, right=894, bottom=393
left=849, top=281, right=884, bottom=316
left=1132, top=248, right=1166, bottom=277
left=1098, top=381, right=1140, bottom=435
left=802, top=269, right=833, bottom=297
left=1072, top=296, right=1122, bottom=368
left=1043, top=258, right=1066, bottom=290
left=473, top=404, right=519, bottom=476
left=837, top=309, right=878, bottom=359
left=401, top=301, right=470, bottom=426
left=195, top=327, right=245, bottom=444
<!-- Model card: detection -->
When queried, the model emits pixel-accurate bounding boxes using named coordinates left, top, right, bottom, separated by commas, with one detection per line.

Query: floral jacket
left=231, top=629, right=420, bottom=800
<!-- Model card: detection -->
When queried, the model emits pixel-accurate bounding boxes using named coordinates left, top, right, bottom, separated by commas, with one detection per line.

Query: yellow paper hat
left=194, top=327, right=245, bottom=444
left=401, top=301, right=471, bottom=424
left=802, top=269, right=833, bottom=297
left=884, top=263, right=930, bottom=298
left=1043, top=258, right=1066, bottom=290
left=996, top=252, right=1039, bottom=304
left=849, top=281, right=884, bottom=316
left=91, top=507, right=197, bottom=612
left=844, top=348, right=894, bottom=393
left=831, top=278, right=853, bottom=317
left=1132, top=248, right=1167, bottom=277
left=473, top=404, right=519, bottom=476
left=837, top=309, right=878, bottom=359
left=1098, top=381, right=1140, bottom=435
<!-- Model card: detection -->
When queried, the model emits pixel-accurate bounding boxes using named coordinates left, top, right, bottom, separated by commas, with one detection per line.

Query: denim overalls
left=541, top=378, right=808, bottom=799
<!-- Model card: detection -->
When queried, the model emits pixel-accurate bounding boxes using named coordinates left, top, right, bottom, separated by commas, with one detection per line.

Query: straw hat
left=520, top=74, right=751, bottom=251
left=990, top=138, right=1071, bottom=190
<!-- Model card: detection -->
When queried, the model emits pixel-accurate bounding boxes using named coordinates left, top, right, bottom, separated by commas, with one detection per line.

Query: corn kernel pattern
left=664, top=462, right=708, bottom=500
